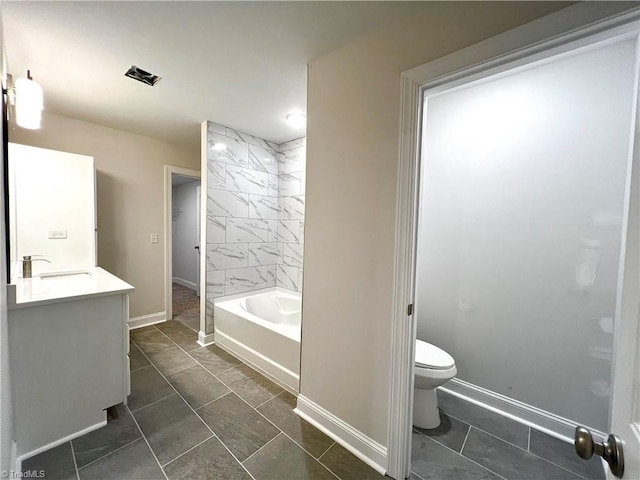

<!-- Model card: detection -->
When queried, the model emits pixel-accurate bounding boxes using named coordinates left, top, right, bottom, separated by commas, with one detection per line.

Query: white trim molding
left=197, top=330, right=215, bottom=347
left=442, top=381, right=607, bottom=443
left=172, top=277, right=197, bottom=291
left=128, top=311, right=166, bottom=330
left=199, top=122, right=209, bottom=336
left=17, top=419, right=106, bottom=466
left=163, top=164, right=201, bottom=326
left=386, top=69, right=421, bottom=480
left=294, top=395, right=387, bottom=475
left=389, top=3, right=640, bottom=479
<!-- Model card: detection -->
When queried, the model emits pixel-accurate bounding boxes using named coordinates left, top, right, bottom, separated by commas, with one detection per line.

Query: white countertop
left=8, top=267, right=134, bottom=309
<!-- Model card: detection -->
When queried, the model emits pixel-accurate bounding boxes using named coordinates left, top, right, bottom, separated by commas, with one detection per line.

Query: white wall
left=276, top=138, right=306, bottom=292
left=172, top=180, right=200, bottom=289
left=202, top=121, right=306, bottom=335
left=301, top=1, right=573, bottom=448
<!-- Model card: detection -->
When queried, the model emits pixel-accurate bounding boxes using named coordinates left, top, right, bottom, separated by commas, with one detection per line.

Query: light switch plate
left=150, top=233, right=159, bottom=244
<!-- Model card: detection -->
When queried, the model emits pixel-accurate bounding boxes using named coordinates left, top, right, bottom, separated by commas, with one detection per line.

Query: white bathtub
left=213, top=288, right=301, bottom=392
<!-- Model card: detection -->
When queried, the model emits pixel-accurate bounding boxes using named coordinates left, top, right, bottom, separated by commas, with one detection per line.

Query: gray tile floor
left=22, top=314, right=383, bottom=480
left=411, top=389, right=605, bottom=480
left=20, top=312, right=605, bottom=480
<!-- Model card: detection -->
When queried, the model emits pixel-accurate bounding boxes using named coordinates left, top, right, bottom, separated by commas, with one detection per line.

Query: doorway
left=164, top=166, right=202, bottom=337
left=388, top=7, right=640, bottom=480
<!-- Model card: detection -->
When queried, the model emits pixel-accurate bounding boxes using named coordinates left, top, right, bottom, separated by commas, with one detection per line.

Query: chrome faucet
left=22, top=255, right=51, bottom=279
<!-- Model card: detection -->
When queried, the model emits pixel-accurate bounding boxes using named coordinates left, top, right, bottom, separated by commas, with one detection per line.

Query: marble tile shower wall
left=204, top=121, right=305, bottom=332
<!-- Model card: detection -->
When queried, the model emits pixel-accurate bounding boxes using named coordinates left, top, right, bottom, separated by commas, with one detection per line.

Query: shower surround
left=203, top=121, right=305, bottom=334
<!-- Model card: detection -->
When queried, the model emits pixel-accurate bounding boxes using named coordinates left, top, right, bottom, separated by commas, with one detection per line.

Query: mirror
left=8, top=142, right=96, bottom=282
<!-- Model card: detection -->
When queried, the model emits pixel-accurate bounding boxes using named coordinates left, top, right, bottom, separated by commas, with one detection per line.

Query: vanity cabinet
left=8, top=268, right=134, bottom=459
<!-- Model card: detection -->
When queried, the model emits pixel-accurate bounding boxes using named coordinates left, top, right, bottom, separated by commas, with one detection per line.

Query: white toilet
left=413, top=339, right=457, bottom=429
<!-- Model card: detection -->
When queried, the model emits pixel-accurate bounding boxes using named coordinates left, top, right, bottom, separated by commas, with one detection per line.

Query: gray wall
left=415, top=37, right=636, bottom=432
left=172, top=180, right=200, bottom=289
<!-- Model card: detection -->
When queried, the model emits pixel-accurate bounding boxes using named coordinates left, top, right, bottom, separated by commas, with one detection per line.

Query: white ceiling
left=2, top=1, right=421, bottom=149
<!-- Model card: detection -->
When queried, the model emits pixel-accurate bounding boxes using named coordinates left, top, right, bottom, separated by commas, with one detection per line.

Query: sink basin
left=39, top=270, right=92, bottom=280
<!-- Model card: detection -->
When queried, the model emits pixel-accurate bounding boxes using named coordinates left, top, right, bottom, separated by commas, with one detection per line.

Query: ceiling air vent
left=124, top=65, right=161, bottom=86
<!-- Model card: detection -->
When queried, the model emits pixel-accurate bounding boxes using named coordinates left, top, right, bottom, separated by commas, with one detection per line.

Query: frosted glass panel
left=416, top=39, right=637, bottom=431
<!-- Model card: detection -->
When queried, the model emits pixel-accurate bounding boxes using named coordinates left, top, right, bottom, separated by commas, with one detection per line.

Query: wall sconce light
left=15, top=70, right=43, bottom=130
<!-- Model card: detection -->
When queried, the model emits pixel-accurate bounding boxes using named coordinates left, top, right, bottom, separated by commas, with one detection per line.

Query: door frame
left=163, top=165, right=202, bottom=322
left=387, top=4, right=640, bottom=479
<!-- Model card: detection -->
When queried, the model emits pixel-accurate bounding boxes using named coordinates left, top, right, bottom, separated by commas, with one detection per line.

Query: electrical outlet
left=150, top=233, right=159, bottom=244
left=48, top=230, right=67, bottom=239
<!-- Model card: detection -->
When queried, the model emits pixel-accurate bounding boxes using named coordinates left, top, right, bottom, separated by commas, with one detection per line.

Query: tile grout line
left=243, top=430, right=341, bottom=480
left=158, top=332, right=337, bottom=477
left=129, top=389, right=176, bottom=414
left=411, top=470, right=428, bottom=480
left=145, top=322, right=243, bottom=380
left=254, top=390, right=284, bottom=410
left=316, top=441, right=336, bottom=461
left=160, top=434, right=213, bottom=468
left=412, top=427, right=509, bottom=480
left=438, top=408, right=532, bottom=454
left=176, top=335, right=342, bottom=477
left=438, top=398, right=591, bottom=478
left=192, top=390, right=233, bottom=411
left=208, top=371, right=339, bottom=473
left=124, top=405, right=169, bottom=480
left=214, top=371, right=342, bottom=478
left=68, top=440, right=80, bottom=480
left=461, top=425, right=591, bottom=480
left=459, top=425, right=472, bottom=454
left=132, top=334, right=258, bottom=480
left=131, top=337, right=217, bottom=438
left=150, top=318, right=258, bottom=480
left=75, top=437, right=142, bottom=472
left=241, top=432, right=284, bottom=465
left=277, top=431, right=340, bottom=479
left=137, top=324, right=343, bottom=479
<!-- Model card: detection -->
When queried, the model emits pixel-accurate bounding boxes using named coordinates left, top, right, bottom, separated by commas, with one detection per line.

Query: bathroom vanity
left=6, top=143, right=135, bottom=459
left=8, top=268, right=134, bottom=458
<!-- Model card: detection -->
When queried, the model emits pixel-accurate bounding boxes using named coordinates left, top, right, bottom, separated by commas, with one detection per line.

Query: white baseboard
left=214, top=330, right=299, bottom=394
left=197, top=330, right=215, bottom=346
left=294, top=395, right=387, bottom=475
left=172, top=277, right=197, bottom=291
left=128, top=311, right=166, bottom=330
left=17, top=419, right=106, bottom=465
left=443, top=379, right=607, bottom=442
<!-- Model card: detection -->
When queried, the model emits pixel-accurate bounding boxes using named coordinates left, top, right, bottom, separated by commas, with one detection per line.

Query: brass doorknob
left=575, top=426, right=624, bottom=478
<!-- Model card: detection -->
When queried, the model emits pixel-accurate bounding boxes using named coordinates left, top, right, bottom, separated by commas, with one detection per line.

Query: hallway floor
left=172, top=282, right=200, bottom=318
left=22, top=321, right=383, bottom=480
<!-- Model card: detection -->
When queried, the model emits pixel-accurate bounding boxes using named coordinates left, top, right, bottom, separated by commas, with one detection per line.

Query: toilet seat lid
left=415, top=340, right=455, bottom=370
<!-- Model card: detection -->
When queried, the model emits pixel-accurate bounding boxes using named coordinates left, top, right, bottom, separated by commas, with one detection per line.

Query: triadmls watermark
left=1, top=470, right=46, bottom=479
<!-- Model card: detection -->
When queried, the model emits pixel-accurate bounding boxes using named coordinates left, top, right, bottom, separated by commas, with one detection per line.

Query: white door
left=575, top=23, right=640, bottom=480
left=575, top=31, right=640, bottom=476
left=605, top=99, right=640, bottom=478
